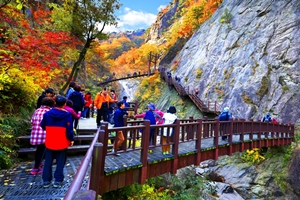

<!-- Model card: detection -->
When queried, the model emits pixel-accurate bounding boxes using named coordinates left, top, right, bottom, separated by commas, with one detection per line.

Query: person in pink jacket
left=134, top=103, right=164, bottom=124
left=65, top=99, right=81, bottom=120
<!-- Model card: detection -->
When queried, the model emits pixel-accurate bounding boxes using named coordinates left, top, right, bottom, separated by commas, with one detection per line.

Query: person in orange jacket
left=94, top=87, right=117, bottom=128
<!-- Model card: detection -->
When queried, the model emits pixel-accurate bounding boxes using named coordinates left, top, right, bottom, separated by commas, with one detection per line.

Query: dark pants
left=73, top=107, right=82, bottom=129
left=42, top=148, right=67, bottom=182
left=220, top=123, right=229, bottom=140
left=96, top=105, right=108, bottom=126
left=34, top=144, right=45, bottom=169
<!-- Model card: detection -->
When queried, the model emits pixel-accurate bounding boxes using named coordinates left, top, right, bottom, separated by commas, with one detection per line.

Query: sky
left=104, top=0, right=168, bottom=32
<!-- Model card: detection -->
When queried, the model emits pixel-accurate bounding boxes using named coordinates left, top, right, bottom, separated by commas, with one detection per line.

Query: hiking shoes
left=43, top=181, right=51, bottom=188
left=30, top=168, right=43, bottom=175
left=53, top=181, right=63, bottom=188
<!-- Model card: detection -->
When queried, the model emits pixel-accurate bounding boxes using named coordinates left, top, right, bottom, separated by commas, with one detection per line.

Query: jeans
left=42, top=148, right=67, bottom=182
left=82, top=107, right=89, bottom=118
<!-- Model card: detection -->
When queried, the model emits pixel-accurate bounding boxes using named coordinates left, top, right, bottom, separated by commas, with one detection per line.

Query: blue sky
left=104, top=0, right=168, bottom=32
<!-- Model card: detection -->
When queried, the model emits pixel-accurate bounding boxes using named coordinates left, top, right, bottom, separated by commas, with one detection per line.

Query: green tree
left=53, top=0, right=122, bottom=94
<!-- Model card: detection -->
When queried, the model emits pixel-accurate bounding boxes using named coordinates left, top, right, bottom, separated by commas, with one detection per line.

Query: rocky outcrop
left=162, top=0, right=300, bottom=124
left=196, top=152, right=299, bottom=199
left=145, top=1, right=179, bottom=45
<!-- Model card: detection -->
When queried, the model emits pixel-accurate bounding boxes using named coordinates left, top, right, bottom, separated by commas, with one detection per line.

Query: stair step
left=18, top=145, right=90, bottom=154
left=18, top=135, right=96, bottom=141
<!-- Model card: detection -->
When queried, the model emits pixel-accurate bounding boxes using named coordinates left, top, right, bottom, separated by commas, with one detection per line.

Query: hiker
left=218, top=107, right=232, bottom=141
left=271, top=117, right=278, bottom=124
left=108, top=89, right=117, bottom=122
left=40, top=95, right=74, bottom=188
left=195, top=89, right=199, bottom=95
left=36, top=88, right=55, bottom=109
left=122, top=96, right=130, bottom=108
left=65, top=99, right=81, bottom=120
left=30, top=97, right=55, bottom=175
left=66, top=82, right=76, bottom=98
left=143, top=104, right=157, bottom=148
left=81, top=92, right=93, bottom=119
left=262, top=112, right=272, bottom=122
left=161, top=106, right=177, bottom=155
left=134, top=103, right=164, bottom=124
left=94, top=87, right=117, bottom=128
left=68, top=85, right=84, bottom=129
left=112, top=101, right=128, bottom=156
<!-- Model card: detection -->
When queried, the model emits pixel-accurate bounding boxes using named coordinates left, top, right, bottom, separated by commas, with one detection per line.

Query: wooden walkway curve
left=65, top=117, right=294, bottom=199
left=97, top=72, right=155, bottom=86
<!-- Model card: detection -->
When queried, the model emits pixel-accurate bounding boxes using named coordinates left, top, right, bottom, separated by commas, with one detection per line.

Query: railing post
left=187, top=116, right=194, bottom=140
left=139, top=120, right=150, bottom=184
left=122, top=115, right=129, bottom=150
left=240, top=119, right=245, bottom=152
left=250, top=119, right=254, bottom=149
left=203, top=116, right=208, bottom=138
left=98, top=124, right=108, bottom=154
left=228, top=119, right=233, bottom=156
left=214, top=119, right=219, bottom=160
left=195, top=119, right=202, bottom=165
left=89, top=142, right=104, bottom=197
left=258, top=120, right=262, bottom=148
left=171, top=119, right=180, bottom=174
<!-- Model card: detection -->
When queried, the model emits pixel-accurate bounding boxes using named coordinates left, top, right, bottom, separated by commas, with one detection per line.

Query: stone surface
left=147, top=0, right=300, bottom=124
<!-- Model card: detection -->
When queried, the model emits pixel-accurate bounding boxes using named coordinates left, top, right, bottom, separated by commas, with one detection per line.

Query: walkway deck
left=3, top=117, right=293, bottom=199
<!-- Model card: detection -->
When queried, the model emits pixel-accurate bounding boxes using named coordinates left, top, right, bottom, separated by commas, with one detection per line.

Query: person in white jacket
left=162, top=106, right=177, bottom=155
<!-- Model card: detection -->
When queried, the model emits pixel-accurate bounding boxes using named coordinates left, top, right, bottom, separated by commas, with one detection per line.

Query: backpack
left=153, top=111, right=164, bottom=124
left=109, top=110, right=115, bottom=124
left=218, top=112, right=229, bottom=121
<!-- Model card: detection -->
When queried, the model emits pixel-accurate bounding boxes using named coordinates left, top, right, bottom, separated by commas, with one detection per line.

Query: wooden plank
left=132, top=168, right=140, bottom=184
left=102, top=176, right=111, bottom=194
left=117, top=171, right=126, bottom=188
left=18, top=145, right=90, bottom=154
left=125, top=168, right=133, bottom=186
left=109, top=173, right=119, bottom=191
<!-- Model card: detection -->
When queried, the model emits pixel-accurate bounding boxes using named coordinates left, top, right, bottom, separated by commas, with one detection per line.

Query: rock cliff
left=153, top=0, right=300, bottom=124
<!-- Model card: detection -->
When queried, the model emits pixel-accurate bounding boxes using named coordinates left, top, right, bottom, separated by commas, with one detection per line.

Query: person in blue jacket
left=144, top=104, right=157, bottom=148
left=218, top=107, right=232, bottom=141
left=112, top=101, right=128, bottom=155
left=40, top=95, right=74, bottom=188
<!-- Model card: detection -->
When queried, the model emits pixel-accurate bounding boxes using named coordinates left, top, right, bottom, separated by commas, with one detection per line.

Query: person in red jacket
left=40, top=95, right=74, bottom=188
left=81, top=92, right=93, bottom=119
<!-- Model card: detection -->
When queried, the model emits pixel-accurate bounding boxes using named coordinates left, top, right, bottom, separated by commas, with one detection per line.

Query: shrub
left=220, top=8, right=232, bottom=24
left=241, top=148, right=265, bottom=164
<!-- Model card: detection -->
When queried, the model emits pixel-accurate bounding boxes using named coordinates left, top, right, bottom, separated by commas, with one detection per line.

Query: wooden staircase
left=160, top=70, right=220, bottom=116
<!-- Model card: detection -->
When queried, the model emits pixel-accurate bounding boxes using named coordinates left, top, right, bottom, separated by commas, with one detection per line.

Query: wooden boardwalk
left=65, top=118, right=294, bottom=198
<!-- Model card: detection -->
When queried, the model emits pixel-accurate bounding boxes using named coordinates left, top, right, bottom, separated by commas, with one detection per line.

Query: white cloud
left=103, top=7, right=157, bottom=32
left=120, top=7, right=156, bottom=27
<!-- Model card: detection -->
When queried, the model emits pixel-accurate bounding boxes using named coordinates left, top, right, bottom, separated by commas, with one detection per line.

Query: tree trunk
left=59, top=38, right=92, bottom=94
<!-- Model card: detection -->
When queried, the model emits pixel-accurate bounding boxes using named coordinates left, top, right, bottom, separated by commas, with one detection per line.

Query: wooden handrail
left=64, top=126, right=104, bottom=200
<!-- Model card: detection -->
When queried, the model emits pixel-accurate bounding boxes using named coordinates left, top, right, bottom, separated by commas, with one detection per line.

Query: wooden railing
left=65, top=117, right=294, bottom=198
left=64, top=125, right=105, bottom=200
left=97, top=71, right=155, bottom=86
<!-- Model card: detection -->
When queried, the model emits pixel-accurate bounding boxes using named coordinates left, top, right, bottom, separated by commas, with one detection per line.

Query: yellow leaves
left=242, top=148, right=265, bottom=164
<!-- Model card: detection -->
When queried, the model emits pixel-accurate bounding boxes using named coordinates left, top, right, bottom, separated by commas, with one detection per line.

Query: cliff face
left=154, top=0, right=300, bottom=123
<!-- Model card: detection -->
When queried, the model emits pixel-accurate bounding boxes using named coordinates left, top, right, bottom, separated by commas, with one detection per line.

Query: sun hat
left=147, top=104, right=155, bottom=111
left=223, top=107, right=229, bottom=112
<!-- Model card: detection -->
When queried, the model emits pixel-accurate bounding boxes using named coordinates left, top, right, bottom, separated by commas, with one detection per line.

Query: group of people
left=30, top=93, right=75, bottom=188
left=133, top=103, right=178, bottom=155
left=29, top=82, right=94, bottom=188
left=218, top=107, right=278, bottom=141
